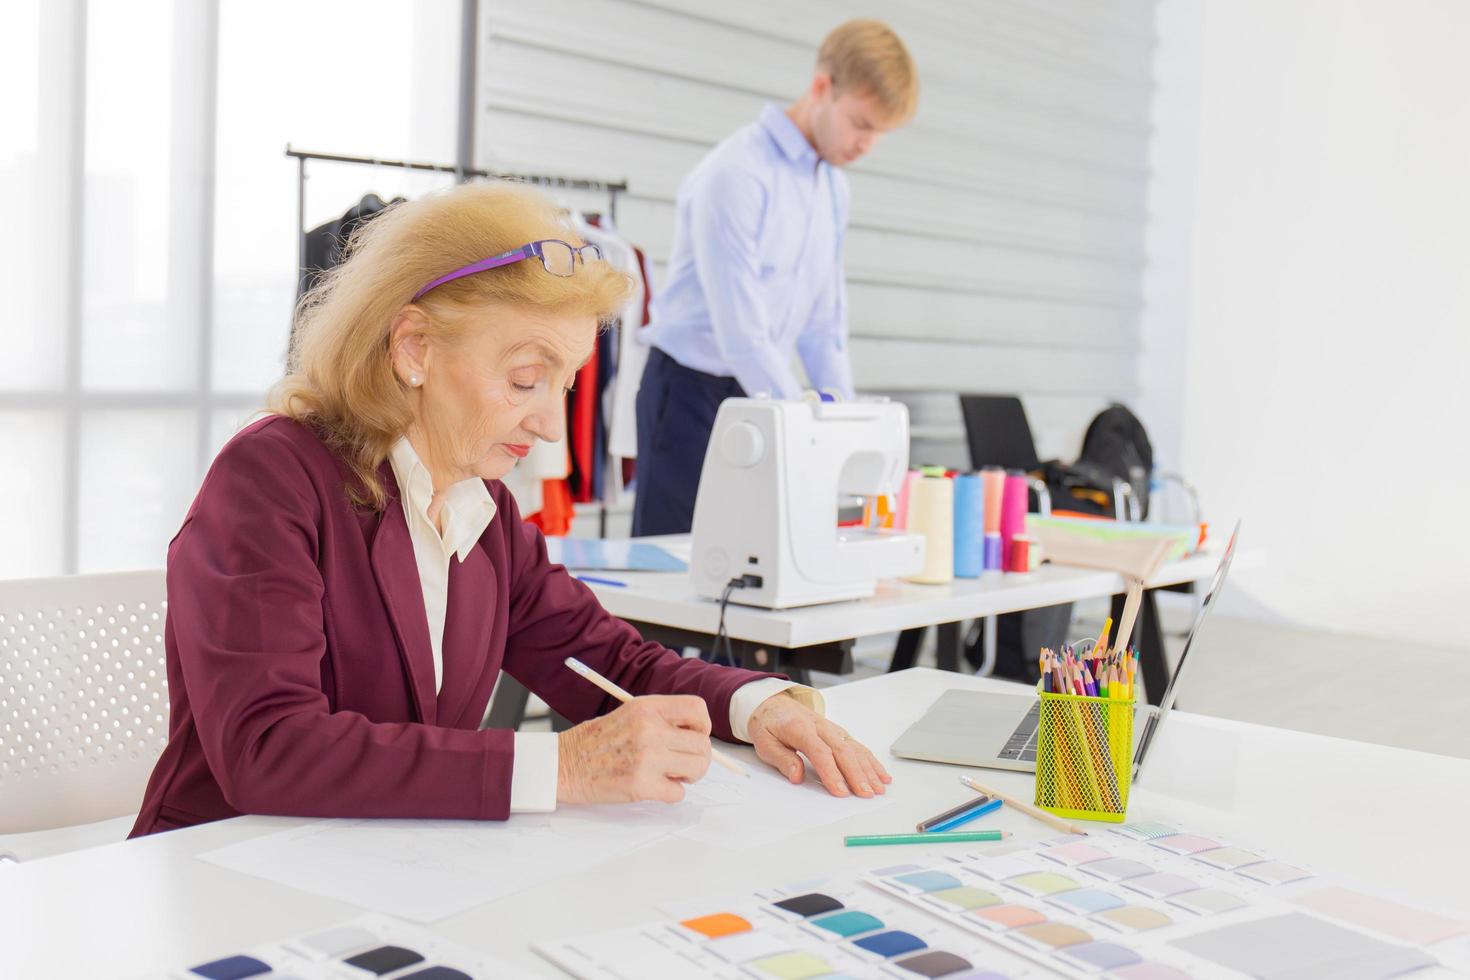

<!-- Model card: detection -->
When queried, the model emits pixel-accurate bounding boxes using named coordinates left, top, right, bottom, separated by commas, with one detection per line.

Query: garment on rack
left=566, top=214, right=648, bottom=506
left=593, top=324, right=616, bottom=500
left=527, top=477, right=574, bottom=537
left=294, top=194, right=403, bottom=350
left=607, top=245, right=656, bottom=465
left=500, top=437, right=571, bottom=529
left=298, top=194, right=401, bottom=299
left=568, top=336, right=600, bottom=504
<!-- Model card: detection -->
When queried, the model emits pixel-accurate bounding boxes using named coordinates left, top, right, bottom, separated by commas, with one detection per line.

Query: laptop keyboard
left=997, top=701, right=1041, bottom=762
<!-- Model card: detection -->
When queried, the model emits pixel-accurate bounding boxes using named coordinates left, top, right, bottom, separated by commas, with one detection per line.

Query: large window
left=2, top=0, right=459, bottom=579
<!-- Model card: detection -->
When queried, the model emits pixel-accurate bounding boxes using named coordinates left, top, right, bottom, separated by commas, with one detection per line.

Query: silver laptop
left=890, top=524, right=1239, bottom=783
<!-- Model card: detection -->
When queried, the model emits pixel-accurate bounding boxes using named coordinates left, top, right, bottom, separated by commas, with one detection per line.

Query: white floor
left=823, top=598, right=1470, bottom=762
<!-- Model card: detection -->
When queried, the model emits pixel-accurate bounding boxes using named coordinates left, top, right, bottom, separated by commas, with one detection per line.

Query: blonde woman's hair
left=269, top=181, right=631, bottom=510
left=817, top=20, right=920, bottom=123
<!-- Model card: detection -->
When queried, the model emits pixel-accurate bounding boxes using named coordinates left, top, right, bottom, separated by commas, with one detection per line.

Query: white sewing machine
left=690, top=398, right=926, bottom=608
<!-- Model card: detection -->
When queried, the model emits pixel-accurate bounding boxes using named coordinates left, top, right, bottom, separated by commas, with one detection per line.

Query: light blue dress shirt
left=644, top=103, right=853, bottom=400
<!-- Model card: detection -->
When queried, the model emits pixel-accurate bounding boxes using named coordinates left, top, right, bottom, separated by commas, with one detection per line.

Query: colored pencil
left=960, top=775, right=1089, bottom=836
left=846, top=830, right=1009, bottom=847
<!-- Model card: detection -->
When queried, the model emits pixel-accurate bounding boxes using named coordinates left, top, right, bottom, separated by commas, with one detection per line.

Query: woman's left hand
left=745, top=693, right=892, bottom=798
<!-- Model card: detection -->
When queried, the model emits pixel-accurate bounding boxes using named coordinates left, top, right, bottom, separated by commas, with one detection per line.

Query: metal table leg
left=888, top=627, right=927, bottom=672
left=1110, top=589, right=1172, bottom=706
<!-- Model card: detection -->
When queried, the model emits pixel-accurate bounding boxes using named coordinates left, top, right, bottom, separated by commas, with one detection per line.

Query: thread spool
left=953, top=473, right=984, bottom=578
left=1009, top=535, right=1031, bottom=574
left=983, top=533, right=1003, bottom=570
left=1000, top=470, right=1028, bottom=571
left=895, top=470, right=919, bottom=530
left=875, top=493, right=894, bottom=530
left=981, top=467, right=1004, bottom=531
left=904, top=475, right=954, bottom=584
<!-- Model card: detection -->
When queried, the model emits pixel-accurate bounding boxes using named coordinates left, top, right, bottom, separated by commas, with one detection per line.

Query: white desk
left=541, top=535, right=1250, bottom=707
left=582, top=535, right=1233, bottom=652
left=5, top=668, right=1467, bottom=978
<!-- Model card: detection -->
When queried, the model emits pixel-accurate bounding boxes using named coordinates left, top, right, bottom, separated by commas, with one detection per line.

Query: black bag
left=1074, top=403, right=1155, bottom=518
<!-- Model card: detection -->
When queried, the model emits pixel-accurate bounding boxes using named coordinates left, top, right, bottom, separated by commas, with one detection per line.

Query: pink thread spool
left=999, top=470, right=1028, bottom=571
left=895, top=470, right=919, bottom=531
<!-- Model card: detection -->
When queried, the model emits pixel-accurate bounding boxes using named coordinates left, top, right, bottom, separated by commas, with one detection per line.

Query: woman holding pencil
left=130, top=183, right=888, bottom=838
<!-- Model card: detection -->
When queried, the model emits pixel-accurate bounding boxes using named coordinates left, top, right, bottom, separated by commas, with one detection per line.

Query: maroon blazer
left=130, top=417, right=778, bottom=837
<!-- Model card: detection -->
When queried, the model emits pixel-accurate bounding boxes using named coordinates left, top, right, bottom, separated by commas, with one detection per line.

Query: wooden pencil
left=564, top=657, right=750, bottom=777
left=959, top=774, right=1090, bottom=837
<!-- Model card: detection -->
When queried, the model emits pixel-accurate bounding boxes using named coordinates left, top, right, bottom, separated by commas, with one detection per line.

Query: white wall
left=1142, top=0, right=1470, bottom=644
left=1135, top=0, right=1203, bottom=476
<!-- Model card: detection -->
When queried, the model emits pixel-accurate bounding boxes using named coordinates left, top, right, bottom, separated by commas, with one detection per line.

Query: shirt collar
left=387, top=436, right=497, bottom=562
left=759, top=102, right=819, bottom=166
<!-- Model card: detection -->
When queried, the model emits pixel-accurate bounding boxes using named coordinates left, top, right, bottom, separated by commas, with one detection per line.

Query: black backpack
left=1049, top=403, right=1154, bottom=518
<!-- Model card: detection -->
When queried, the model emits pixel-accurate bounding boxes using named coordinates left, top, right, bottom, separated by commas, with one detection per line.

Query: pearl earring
left=408, top=374, right=420, bottom=387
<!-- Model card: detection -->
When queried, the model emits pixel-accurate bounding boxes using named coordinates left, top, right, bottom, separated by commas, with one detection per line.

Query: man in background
left=631, top=20, right=919, bottom=536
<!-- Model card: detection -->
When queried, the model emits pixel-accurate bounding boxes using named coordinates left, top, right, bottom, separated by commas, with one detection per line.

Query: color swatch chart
left=536, top=878, right=1051, bottom=980
left=863, top=820, right=1470, bottom=979
left=150, top=913, right=531, bottom=979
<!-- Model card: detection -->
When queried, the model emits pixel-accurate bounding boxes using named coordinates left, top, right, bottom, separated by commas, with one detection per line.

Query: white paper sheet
left=199, top=801, right=699, bottom=923
left=670, top=760, right=896, bottom=850
left=198, top=758, right=887, bottom=922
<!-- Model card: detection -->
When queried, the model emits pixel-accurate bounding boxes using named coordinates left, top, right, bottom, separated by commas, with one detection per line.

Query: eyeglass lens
left=538, top=240, right=602, bottom=276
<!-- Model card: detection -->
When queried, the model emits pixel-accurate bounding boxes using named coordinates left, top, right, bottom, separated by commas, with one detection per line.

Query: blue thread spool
left=953, top=473, right=984, bottom=577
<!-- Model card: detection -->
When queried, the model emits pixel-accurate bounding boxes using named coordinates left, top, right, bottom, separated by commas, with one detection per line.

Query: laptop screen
left=1132, top=522, right=1241, bottom=782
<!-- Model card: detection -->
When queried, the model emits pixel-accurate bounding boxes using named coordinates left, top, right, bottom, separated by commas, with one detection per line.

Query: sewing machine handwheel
left=720, top=421, right=765, bottom=468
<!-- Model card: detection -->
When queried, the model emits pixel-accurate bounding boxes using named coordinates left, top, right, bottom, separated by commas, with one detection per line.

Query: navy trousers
left=631, top=347, right=747, bottom=537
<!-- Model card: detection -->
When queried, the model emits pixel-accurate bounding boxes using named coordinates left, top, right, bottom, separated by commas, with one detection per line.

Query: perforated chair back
left=0, top=571, right=168, bottom=834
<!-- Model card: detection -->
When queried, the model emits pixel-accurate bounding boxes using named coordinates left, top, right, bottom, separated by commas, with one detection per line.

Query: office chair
left=0, top=571, right=169, bottom=860
left=958, top=395, right=1043, bottom=473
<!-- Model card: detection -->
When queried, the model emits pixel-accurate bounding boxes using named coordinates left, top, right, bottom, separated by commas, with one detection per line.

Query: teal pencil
left=845, top=830, right=1010, bottom=847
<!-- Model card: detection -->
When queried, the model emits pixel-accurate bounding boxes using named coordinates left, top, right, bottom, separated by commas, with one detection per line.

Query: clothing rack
left=285, top=144, right=629, bottom=278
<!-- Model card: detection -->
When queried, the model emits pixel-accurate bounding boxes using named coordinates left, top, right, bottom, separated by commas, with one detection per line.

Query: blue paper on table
left=544, top=538, right=688, bottom=572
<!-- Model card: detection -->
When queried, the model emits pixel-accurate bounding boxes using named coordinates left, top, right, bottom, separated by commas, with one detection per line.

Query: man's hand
left=556, top=696, right=712, bottom=804
left=745, top=693, right=891, bottom=798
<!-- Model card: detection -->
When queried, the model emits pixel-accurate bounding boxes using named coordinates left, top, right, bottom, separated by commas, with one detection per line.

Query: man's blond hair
left=817, top=20, right=919, bottom=123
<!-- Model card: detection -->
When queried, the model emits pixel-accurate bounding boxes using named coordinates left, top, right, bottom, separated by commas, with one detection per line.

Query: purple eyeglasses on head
left=412, top=238, right=604, bottom=301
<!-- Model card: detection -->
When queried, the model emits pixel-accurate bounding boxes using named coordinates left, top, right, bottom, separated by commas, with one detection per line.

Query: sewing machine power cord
left=713, top=575, right=765, bottom=670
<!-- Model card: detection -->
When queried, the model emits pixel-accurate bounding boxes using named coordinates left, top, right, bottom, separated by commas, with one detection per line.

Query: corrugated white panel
left=478, top=0, right=1155, bottom=465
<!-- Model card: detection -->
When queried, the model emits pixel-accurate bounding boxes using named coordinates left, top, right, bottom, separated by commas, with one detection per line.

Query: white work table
left=5, top=667, right=1467, bottom=978
left=581, top=535, right=1235, bottom=651
left=534, top=535, right=1253, bottom=708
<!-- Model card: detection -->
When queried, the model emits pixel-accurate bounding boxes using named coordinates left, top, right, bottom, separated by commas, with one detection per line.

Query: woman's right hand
left=556, top=695, right=713, bottom=805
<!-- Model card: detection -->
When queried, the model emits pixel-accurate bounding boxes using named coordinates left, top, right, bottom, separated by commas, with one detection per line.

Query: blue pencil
left=575, top=575, right=628, bottom=588
left=927, top=797, right=1003, bottom=833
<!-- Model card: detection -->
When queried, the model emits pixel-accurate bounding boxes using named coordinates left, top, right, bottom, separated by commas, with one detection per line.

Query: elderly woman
left=130, top=183, right=889, bottom=836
